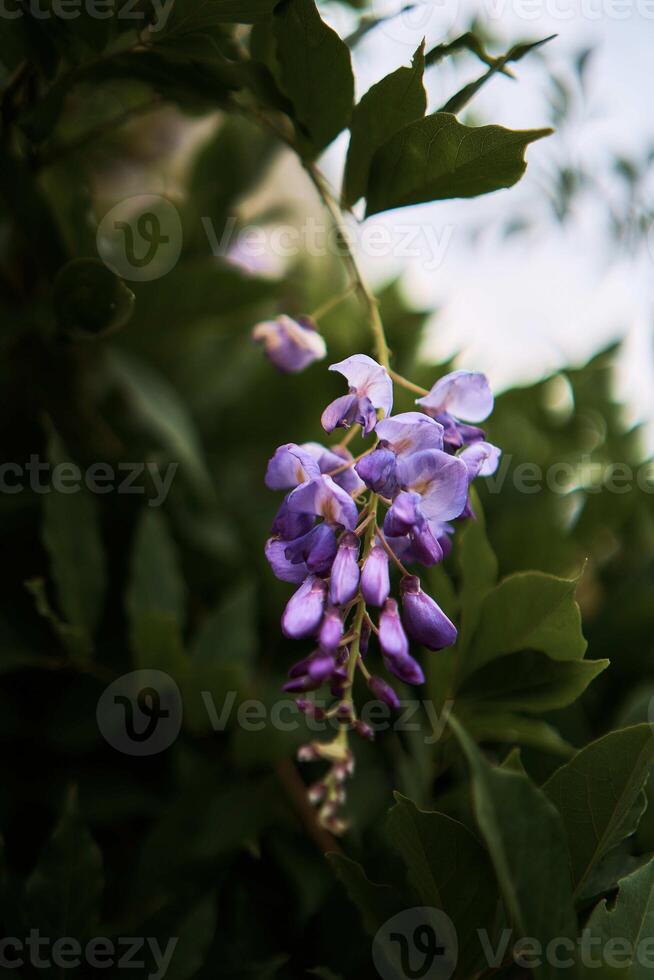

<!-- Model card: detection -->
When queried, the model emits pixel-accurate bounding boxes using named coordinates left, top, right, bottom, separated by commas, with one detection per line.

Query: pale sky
left=318, top=2, right=654, bottom=450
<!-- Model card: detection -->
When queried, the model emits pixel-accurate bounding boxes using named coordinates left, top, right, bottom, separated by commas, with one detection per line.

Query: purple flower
left=282, top=575, right=327, bottom=639
left=265, top=538, right=309, bottom=583
left=355, top=447, right=398, bottom=496
left=459, top=441, right=501, bottom=479
left=271, top=500, right=314, bottom=540
left=319, top=607, right=344, bottom=653
left=265, top=443, right=321, bottom=490
left=361, top=543, right=390, bottom=606
left=283, top=523, right=337, bottom=574
left=284, top=649, right=336, bottom=692
left=379, top=599, right=409, bottom=660
left=322, top=355, right=393, bottom=435
left=375, top=412, right=444, bottom=456
left=400, top=575, right=457, bottom=650
left=417, top=371, right=493, bottom=450
left=396, top=450, right=469, bottom=524
left=329, top=532, right=360, bottom=605
left=253, top=315, right=326, bottom=373
left=368, top=674, right=401, bottom=710
left=302, top=442, right=366, bottom=496
left=287, top=475, right=358, bottom=530
left=379, top=599, right=424, bottom=684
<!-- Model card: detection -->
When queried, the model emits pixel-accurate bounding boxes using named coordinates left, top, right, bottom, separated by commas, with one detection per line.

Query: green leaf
left=543, top=725, right=654, bottom=898
left=465, top=571, right=587, bottom=677
left=365, top=113, right=551, bottom=216
left=25, top=578, right=92, bottom=662
left=386, top=793, right=498, bottom=975
left=191, top=581, right=256, bottom=671
left=126, top=510, right=186, bottom=632
left=582, top=860, right=654, bottom=979
left=165, top=894, right=217, bottom=980
left=460, top=651, right=608, bottom=712
left=42, top=430, right=106, bottom=637
left=456, top=513, right=498, bottom=651
left=22, top=788, right=103, bottom=941
left=326, top=854, right=400, bottom=935
left=458, top=707, right=575, bottom=757
left=106, top=349, right=214, bottom=500
left=274, top=0, right=354, bottom=156
left=53, top=258, right=134, bottom=338
left=342, top=42, right=426, bottom=208
left=449, top=715, right=577, bottom=980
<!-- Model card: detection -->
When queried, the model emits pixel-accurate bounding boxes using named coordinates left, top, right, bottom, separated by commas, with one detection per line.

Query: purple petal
left=265, top=538, right=309, bottom=584
left=384, top=649, right=425, bottom=686
left=282, top=575, right=327, bottom=639
left=319, top=607, right=344, bottom=653
left=384, top=491, right=423, bottom=536
left=356, top=395, right=379, bottom=436
left=321, top=393, right=359, bottom=434
left=460, top=441, right=501, bottom=479
left=284, top=523, right=337, bottom=574
left=379, top=599, right=409, bottom=660
left=400, top=576, right=457, bottom=650
left=356, top=448, right=399, bottom=496
left=397, top=450, right=469, bottom=524
left=375, top=412, right=444, bottom=457
left=329, top=532, right=361, bottom=605
left=417, top=370, right=493, bottom=423
left=265, top=443, right=321, bottom=490
left=329, top=354, right=393, bottom=417
left=361, top=544, right=391, bottom=607
left=368, top=675, right=401, bottom=709
left=271, top=500, right=314, bottom=540
left=302, top=442, right=366, bottom=495
left=411, top=522, right=444, bottom=567
left=287, top=475, right=358, bottom=530
left=252, top=315, right=326, bottom=373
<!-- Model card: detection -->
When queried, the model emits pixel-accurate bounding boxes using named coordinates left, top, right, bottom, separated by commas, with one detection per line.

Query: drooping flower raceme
left=264, top=357, right=501, bottom=834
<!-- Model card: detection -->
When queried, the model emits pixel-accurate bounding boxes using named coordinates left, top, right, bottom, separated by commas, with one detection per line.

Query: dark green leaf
left=126, top=510, right=186, bottom=632
left=450, top=715, right=577, bottom=980
left=342, top=42, right=426, bottom=208
left=42, top=430, right=106, bottom=637
left=543, top=726, right=654, bottom=898
left=22, top=788, right=103, bottom=941
left=582, top=859, right=654, bottom=979
left=460, top=651, right=608, bottom=712
left=165, top=894, right=217, bottom=980
left=326, top=854, right=400, bottom=934
left=465, top=571, right=587, bottom=676
left=274, top=0, right=354, bottom=156
left=386, top=793, right=498, bottom=974
left=455, top=510, right=498, bottom=651
left=366, top=113, right=551, bottom=216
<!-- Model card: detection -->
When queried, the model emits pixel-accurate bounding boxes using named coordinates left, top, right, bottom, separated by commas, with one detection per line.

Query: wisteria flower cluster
left=265, top=354, right=500, bottom=834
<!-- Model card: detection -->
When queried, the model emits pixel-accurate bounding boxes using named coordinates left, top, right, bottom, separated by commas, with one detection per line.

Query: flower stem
left=304, top=162, right=392, bottom=371
left=389, top=369, right=429, bottom=396
left=309, top=282, right=357, bottom=321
